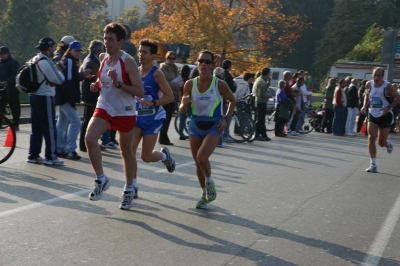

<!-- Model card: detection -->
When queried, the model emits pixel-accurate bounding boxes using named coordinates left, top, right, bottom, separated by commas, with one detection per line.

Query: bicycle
left=0, top=87, right=17, bottom=164
left=265, top=108, right=318, bottom=134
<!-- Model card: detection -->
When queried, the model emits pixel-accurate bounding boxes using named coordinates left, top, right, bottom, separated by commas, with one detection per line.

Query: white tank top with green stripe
left=191, top=76, right=223, bottom=117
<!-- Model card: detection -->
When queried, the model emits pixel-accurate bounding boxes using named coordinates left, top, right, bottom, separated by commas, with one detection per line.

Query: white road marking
left=0, top=189, right=90, bottom=218
left=0, top=162, right=195, bottom=218
left=362, top=191, right=400, bottom=266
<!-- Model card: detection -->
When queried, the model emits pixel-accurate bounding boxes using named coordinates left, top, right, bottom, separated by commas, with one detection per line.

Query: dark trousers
left=256, top=102, right=267, bottom=138
left=332, top=105, right=345, bottom=135
left=28, top=94, right=58, bottom=160
left=289, top=111, right=300, bottom=131
left=79, top=105, right=95, bottom=151
left=159, top=102, right=175, bottom=144
left=322, top=109, right=334, bottom=133
left=0, top=90, right=21, bottom=127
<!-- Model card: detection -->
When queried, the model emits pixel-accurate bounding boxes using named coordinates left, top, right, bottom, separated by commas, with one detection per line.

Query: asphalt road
left=0, top=124, right=400, bottom=266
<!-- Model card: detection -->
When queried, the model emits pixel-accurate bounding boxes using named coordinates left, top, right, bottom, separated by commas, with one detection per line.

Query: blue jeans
left=178, top=111, right=188, bottom=137
left=56, top=103, right=81, bottom=153
left=296, top=110, right=305, bottom=131
left=101, top=130, right=111, bottom=145
left=332, top=105, right=345, bottom=135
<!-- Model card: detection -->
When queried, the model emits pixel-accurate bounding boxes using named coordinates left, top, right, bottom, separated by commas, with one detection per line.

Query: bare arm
left=217, top=80, right=237, bottom=134
left=119, top=56, right=144, bottom=97
left=361, top=82, right=371, bottom=114
left=382, top=83, right=400, bottom=116
left=179, top=79, right=193, bottom=114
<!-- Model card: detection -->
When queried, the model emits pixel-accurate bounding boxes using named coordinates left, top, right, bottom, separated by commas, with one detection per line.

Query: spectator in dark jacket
left=79, top=40, right=105, bottom=152
left=55, top=41, right=91, bottom=160
left=0, top=46, right=20, bottom=129
left=220, top=59, right=236, bottom=143
left=345, top=79, right=359, bottom=136
left=321, top=78, right=336, bottom=133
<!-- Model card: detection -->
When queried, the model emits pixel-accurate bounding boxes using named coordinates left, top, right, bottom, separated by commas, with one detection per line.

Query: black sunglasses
left=167, top=57, right=176, bottom=60
left=197, top=59, right=213, bottom=64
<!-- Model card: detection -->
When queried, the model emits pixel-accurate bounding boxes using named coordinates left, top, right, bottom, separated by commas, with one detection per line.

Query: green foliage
left=47, top=0, right=110, bottom=55
left=116, top=6, right=141, bottom=33
left=0, top=0, right=54, bottom=64
left=314, top=0, right=400, bottom=84
left=345, top=24, right=383, bottom=62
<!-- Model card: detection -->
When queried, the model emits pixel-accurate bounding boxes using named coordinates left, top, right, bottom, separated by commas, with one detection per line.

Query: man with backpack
left=25, top=37, right=66, bottom=166
left=0, top=46, right=20, bottom=130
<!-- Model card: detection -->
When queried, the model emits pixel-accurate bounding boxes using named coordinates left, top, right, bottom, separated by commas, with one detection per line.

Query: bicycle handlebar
left=238, top=93, right=254, bottom=101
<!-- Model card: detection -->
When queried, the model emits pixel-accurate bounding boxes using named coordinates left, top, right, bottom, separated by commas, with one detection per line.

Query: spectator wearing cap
left=55, top=41, right=92, bottom=160
left=0, top=46, right=20, bottom=130
left=53, top=35, right=76, bottom=63
left=159, top=51, right=180, bottom=145
left=26, top=37, right=66, bottom=166
left=79, top=40, right=106, bottom=152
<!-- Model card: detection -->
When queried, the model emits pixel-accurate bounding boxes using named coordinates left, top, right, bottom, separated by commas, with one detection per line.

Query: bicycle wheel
left=302, top=113, right=316, bottom=133
left=0, top=115, right=16, bottom=164
left=265, top=112, right=276, bottom=131
left=229, top=113, right=255, bottom=143
left=174, top=112, right=190, bottom=135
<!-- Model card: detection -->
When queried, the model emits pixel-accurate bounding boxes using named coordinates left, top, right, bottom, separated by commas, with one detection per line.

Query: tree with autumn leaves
left=132, top=0, right=309, bottom=73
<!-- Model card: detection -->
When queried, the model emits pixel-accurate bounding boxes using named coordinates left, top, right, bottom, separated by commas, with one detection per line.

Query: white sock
left=386, top=139, right=391, bottom=146
left=161, top=152, right=167, bottom=161
left=202, top=187, right=206, bottom=194
left=124, top=185, right=134, bottom=192
left=206, top=176, right=213, bottom=183
left=96, top=174, right=106, bottom=183
left=132, top=178, right=137, bottom=188
left=371, top=158, right=377, bottom=165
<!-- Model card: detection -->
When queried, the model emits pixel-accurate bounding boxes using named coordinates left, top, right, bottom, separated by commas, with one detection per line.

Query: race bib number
left=370, top=96, right=383, bottom=109
left=136, top=95, right=155, bottom=116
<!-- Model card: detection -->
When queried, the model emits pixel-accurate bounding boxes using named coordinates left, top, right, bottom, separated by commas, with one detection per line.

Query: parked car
left=266, top=98, right=275, bottom=114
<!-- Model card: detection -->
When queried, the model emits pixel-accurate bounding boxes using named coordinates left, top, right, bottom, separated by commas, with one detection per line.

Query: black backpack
left=16, top=57, right=48, bottom=93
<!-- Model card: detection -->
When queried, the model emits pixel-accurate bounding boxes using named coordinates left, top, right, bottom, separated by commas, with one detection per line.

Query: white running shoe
left=119, top=190, right=135, bottom=210
left=89, top=177, right=110, bottom=201
left=366, top=164, right=377, bottom=173
left=386, top=140, right=393, bottom=154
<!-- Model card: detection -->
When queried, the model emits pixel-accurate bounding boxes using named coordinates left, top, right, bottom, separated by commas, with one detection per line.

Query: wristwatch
left=117, top=82, right=123, bottom=89
left=152, top=99, right=157, bottom=106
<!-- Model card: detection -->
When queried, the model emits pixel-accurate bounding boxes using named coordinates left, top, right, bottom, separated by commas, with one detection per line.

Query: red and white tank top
left=97, top=52, right=136, bottom=116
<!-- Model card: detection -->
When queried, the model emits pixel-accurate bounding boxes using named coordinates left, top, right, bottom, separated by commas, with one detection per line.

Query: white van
left=269, top=68, right=297, bottom=87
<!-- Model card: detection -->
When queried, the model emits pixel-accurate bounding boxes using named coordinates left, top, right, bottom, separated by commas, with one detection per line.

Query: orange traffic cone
left=4, top=127, right=14, bottom=147
left=360, top=123, right=366, bottom=134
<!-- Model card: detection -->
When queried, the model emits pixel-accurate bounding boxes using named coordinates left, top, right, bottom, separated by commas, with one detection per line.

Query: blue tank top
left=136, top=65, right=165, bottom=120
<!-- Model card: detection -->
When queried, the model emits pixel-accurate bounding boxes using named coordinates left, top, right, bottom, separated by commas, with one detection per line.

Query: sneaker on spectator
left=89, top=177, right=110, bottom=201
left=57, top=152, right=68, bottom=158
left=196, top=193, right=208, bottom=209
left=161, top=147, right=175, bottom=173
left=104, top=142, right=117, bottom=149
left=66, top=151, right=81, bottom=160
left=110, top=139, right=119, bottom=146
left=366, top=164, right=377, bottom=173
left=223, top=136, right=235, bottom=143
left=44, top=158, right=64, bottom=166
left=119, top=190, right=135, bottom=210
left=297, top=129, right=306, bottom=134
left=290, top=131, right=299, bottom=136
left=26, top=156, right=44, bottom=164
left=206, top=181, right=217, bottom=202
left=216, top=143, right=225, bottom=148
left=347, top=132, right=356, bottom=137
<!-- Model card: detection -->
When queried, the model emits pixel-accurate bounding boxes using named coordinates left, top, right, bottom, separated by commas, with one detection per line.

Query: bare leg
left=85, top=117, right=110, bottom=176
left=119, top=129, right=136, bottom=187
left=367, top=122, right=378, bottom=159
left=377, top=127, right=390, bottom=147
